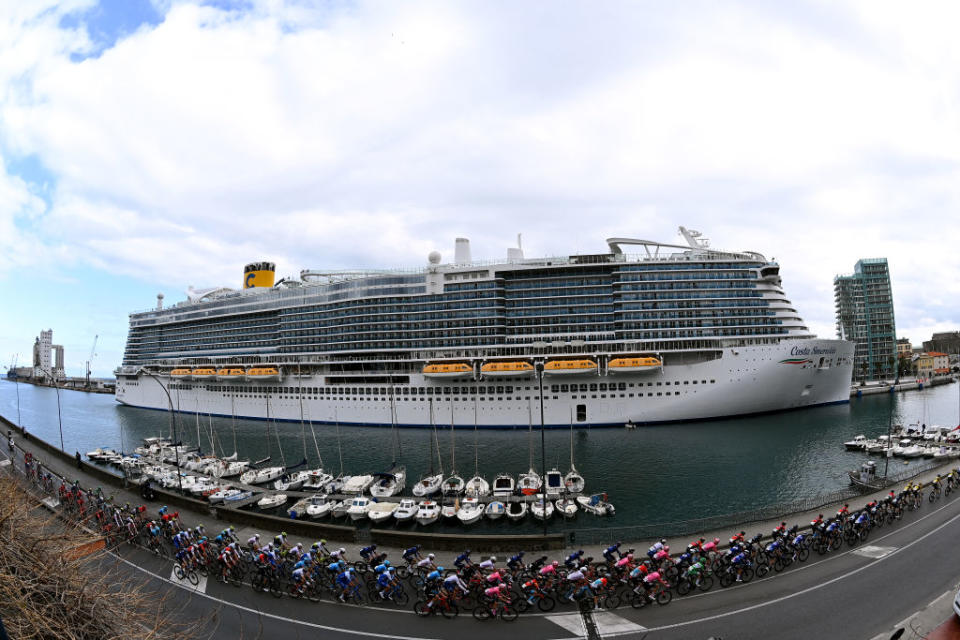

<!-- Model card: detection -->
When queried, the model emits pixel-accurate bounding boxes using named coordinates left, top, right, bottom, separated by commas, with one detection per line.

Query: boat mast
left=569, top=406, right=577, bottom=472
left=230, top=392, right=238, bottom=457
left=297, top=364, right=308, bottom=466
left=473, top=394, right=479, bottom=477
left=449, top=398, right=456, bottom=474
left=428, top=399, right=435, bottom=476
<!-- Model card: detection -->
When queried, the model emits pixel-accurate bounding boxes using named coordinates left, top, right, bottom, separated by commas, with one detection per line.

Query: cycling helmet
left=321, top=539, right=327, bottom=545
left=339, top=547, right=346, bottom=554
left=282, top=531, right=288, bottom=537
left=427, top=553, right=435, bottom=559
left=384, top=560, right=390, bottom=567
left=659, top=538, right=665, bottom=544
left=552, top=560, right=559, bottom=567
left=254, top=533, right=261, bottom=540
left=489, top=556, right=496, bottom=562
left=295, top=542, right=303, bottom=548
left=663, top=545, right=670, bottom=552
left=627, top=553, right=634, bottom=560
left=465, top=548, right=471, bottom=554
left=376, top=565, right=385, bottom=573
left=229, top=527, right=235, bottom=533
left=437, top=566, right=444, bottom=572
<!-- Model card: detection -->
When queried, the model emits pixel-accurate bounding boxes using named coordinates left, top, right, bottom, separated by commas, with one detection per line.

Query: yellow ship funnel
left=244, top=262, right=276, bottom=289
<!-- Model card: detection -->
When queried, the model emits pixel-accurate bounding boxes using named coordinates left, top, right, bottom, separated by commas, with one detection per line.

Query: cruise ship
left=115, top=228, right=854, bottom=429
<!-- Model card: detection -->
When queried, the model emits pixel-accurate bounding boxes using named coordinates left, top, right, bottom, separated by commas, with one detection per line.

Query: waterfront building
left=896, top=338, right=912, bottom=358
left=115, top=229, right=854, bottom=428
left=834, top=258, right=896, bottom=381
left=32, top=329, right=65, bottom=380
left=923, top=332, right=960, bottom=356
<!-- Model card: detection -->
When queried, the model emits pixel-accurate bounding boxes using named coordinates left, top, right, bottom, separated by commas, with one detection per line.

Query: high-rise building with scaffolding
left=834, top=258, right=896, bottom=381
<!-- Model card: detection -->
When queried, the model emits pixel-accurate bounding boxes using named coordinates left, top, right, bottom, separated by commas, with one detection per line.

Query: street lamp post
left=37, top=366, right=64, bottom=452
left=140, top=369, right=183, bottom=494
left=537, top=361, right=548, bottom=539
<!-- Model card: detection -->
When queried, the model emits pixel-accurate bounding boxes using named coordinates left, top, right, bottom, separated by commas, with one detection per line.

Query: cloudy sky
left=2, top=0, right=959, bottom=377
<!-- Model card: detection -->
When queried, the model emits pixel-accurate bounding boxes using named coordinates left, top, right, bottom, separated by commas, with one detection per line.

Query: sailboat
left=240, top=395, right=285, bottom=485
left=371, top=387, right=406, bottom=497
left=295, top=377, right=332, bottom=489
left=412, top=399, right=443, bottom=497
left=442, top=400, right=464, bottom=496
left=531, top=494, right=554, bottom=520
left=517, top=401, right=541, bottom=495
left=464, top=395, right=490, bottom=497
left=212, top=393, right=250, bottom=478
left=564, top=408, right=585, bottom=494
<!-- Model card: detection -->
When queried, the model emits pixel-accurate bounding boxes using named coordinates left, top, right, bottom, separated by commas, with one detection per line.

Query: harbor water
left=2, top=379, right=959, bottom=534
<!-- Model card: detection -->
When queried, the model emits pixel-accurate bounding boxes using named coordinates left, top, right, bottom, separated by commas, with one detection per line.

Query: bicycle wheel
left=699, top=575, right=714, bottom=592
left=499, top=605, right=519, bottom=622
left=797, top=547, right=810, bottom=562
left=719, top=573, right=733, bottom=589
left=394, top=589, right=410, bottom=607
left=755, top=564, right=769, bottom=579
left=629, top=592, right=647, bottom=609
left=414, top=601, right=431, bottom=617
left=472, top=605, right=490, bottom=621
left=537, top=594, right=555, bottom=612
left=441, top=602, right=458, bottom=619
left=676, top=580, right=692, bottom=596
left=603, top=592, right=621, bottom=610
left=269, top=578, right=284, bottom=598
left=741, top=567, right=754, bottom=583
left=656, top=590, right=672, bottom=606
left=187, top=570, right=199, bottom=586
left=174, top=565, right=186, bottom=581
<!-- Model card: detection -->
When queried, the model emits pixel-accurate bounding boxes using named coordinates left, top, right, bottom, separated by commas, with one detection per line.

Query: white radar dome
left=428, top=251, right=442, bottom=264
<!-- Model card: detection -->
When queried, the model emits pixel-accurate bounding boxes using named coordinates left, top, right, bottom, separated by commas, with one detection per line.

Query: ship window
left=580, top=384, right=588, bottom=392
left=453, top=387, right=461, bottom=394
left=629, top=393, right=634, bottom=397
left=550, top=385, right=559, bottom=393
left=589, top=383, right=597, bottom=392
left=419, top=387, right=425, bottom=394
left=711, top=379, right=716, bottom=383
left=560, top=384, right=569, bottom=393
left=657, top=392, right=662, bottom=396
left=674, top=381, right=680, bottom=385
left=656, top=382, right=662, bottom=386
left=496, top=386, right=504, bottom=394
left=647, top=382, right=652, bottom=387
left=402, top=388, right=409, bottom=395
left=618, top=383, right=626, bottom=391
left=600, top=394, right=606, bottom=398
left=599, top=383, right=607, bottom=391
left=576, top=404, right=586, bottom=422
left=684, top=381, right=689, bottom=385
left=692, top=380, right=697, bottom=384
left=505, top=386, right=513, bottom=394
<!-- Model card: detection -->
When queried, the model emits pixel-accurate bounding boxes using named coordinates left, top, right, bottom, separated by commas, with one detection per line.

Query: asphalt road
left=99, top=494, right=960, bottom=640
left=5, top=438, right=958, bottom=640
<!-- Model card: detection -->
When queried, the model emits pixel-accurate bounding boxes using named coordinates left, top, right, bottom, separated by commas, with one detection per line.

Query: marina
left=5, top=376, right=960, bottom=532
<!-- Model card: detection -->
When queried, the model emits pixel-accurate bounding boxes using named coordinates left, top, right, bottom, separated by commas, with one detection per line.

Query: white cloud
left=1, top=0, right=959, bottom=349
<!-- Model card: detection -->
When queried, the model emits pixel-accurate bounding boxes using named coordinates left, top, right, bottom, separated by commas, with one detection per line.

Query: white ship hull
left=116, top=339, right=853, bottom=429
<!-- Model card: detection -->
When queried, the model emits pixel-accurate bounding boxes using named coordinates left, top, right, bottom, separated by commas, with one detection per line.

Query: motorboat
left=506, top=500, right=528, bottom=521
left=848, top=460, right=883, bottom=491
left=543, top=468, right=564, bottom=498
left=393, top=498, right=419, bottom=523
left=442, top=474, right=465, bottom=496
left=367, top=502, right=400, bottom=524
left=221, top=490, right=253, bottom=502
left=492, top=473, right=515, bottom=497
left=576, top=493, right=615, bottom=516
left=370, top=467, right=406, bottom=498
left=422, top=363, right=474, bottom=379
left=306, top=495, right=339, bottom=519
left=86, top=448, right=114, bottom=461
left=415, top=500, right=441, bottom=526
left=302, top=469, right=335, bottom=490
left=866, top=436, right=891, bottom=455
left=330, top=500, right=351, bottom=519
left=324, top=475, right=347, bottom=494
left=843, top=435, right=868, bottom=451
left=257, top=493, right=288, bottom=510
left=208, top=487, right=244, bottom=503
left=464, top=475, right=490, bottom=497
left=346, top=497, right=372, bottom=521
left=288, top=497, right=313, bottom=519
left=518, top=469, right=541, bottom=496
left=555, top=498, right=578, bottom=518
left=564, top=469, right=585, bottom=494
left=412, top=474, right=443, bottom=497
left=484, top=501, right=506, bottom=520
left=456, top=497, right=484, bottom=524
left=531, top=496, right=554, bottom=520
left=441, top=500, right=460, bottom=520
left=342, top=474, right=375, bottom=495
left=901, top=445, right=924, bottom=458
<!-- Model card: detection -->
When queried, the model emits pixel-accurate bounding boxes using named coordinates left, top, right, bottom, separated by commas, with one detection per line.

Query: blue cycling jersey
left=403, top=547, right=419, bottom=559
left=454, top=552, right=471, bottom=567
left=336, top=571, right=352, bottom=587
left=377, top=573, right=392, bottom=588
left=426, top=570, right=441, bottom=581
left=360, top=546, right=376, bottom=558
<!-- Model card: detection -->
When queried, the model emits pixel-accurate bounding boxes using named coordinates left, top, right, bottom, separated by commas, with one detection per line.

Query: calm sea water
left=3, top=379, right=959, bottom=533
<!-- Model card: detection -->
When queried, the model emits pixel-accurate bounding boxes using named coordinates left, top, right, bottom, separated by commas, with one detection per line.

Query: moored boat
left=415, top=500, right=441, bottom=525
left=456, top=496, right=484, bottom=524
left=607, top=356, right=662, bottom=374
left=484, top=500, right=505, bottom=520
left=576, top=492, right=615, bottom=516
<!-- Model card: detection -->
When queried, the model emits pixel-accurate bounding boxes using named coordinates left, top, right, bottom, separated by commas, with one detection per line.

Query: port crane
left=85, top=335, right=98, bottom=388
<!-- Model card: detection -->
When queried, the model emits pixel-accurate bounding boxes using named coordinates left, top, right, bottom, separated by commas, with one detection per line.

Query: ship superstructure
left=115, top=228, right=854, bottom=428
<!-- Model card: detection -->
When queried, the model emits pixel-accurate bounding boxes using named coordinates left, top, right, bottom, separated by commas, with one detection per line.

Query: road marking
left=547, top=611, right=647, bottom=638
left=853, top=545, right=897, bottom=559
left=647, top=507, right=960, bottom=633
left=169, top=566, right=208, bottom=593
left=0, top=459, right=10, bottom=467
left=41, top=497, right=60, bottom=510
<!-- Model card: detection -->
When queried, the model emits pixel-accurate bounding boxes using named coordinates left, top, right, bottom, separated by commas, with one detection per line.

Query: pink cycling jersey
left=703, top=541, right=717, bottom=552
left=643, top=571, right=661, bottom=583
left=484, top=585, right=502, bottom=597
left=654, top=549, right=668, bottom=560
left=615, top=557, right=630, bottom=568
left=539, top=565, right=556, bottom=576
left=486, top=571, right=502, bottom=583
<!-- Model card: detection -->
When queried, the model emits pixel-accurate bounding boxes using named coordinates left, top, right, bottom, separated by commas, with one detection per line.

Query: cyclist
left=731, top=551, right=750, bottom=582
left=589, top=574, right=609, bottom=608
left=313, top=539, right=330, bottom=558
left=290, top=565, right=308, bottom=593
left=335, top=567, right=358, bottom=602
left=506, top=551, right=526, bottom=572
left=402, top=544, right=422, bottom=563
left=359, top=544, right=378, bottom=563
left=330, top=547, right=347, bottom=563
left=684, top=559, right=706, bottom=586
left=565, top=549, right=585, bottom=568
left=837, top=503, right=850, bottom=520
left=455, top=549, right=474, bottom=570
left=483, top=582, right=511, bottom=611
left=273, top=532, right=289, bottom=552
left=416, top=552, right=436, bottom=572
left=443, top=570, right=468, bottom=596
left=604, top=541, right=622, bottom=563
left=538, top=560, right=559, bottom=580
left=247, top=533, right=262, bottom=551
left=478, top=555, right=497, bottom=572
left=376, top=566, right=399, bottom=601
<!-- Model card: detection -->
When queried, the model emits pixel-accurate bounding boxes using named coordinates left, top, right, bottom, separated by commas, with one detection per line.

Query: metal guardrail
left=568, top=458, right=952, bottom=545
